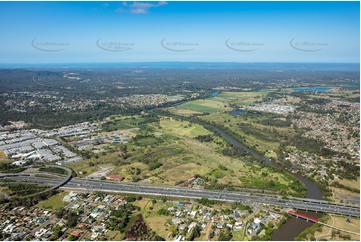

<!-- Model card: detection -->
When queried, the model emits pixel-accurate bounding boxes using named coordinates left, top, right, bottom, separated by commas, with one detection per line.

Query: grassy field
left=109, top=162, right=148, bottom=179
left=134, top=199, right=173, bottom=239
left=314, top=215, right=360, bottom=241
left=177, top=100, right=228, bottom=113
left=174, top=91, right=268, bottom=115
left=66, top=159, right=105, bottom=178
left=0, top=158, right=12, bottom=165
left=231, top=231, right=244, bottom=241
left=66, top=113, right=301, bottom=195
left=331, top=178, right=359, bottom=203
left=133, top=136, right=163, bottom=147
left=101, top=115, right=157, bottom=132
left=37, top=192, right=68, bottom=210
left=65, top=145, right=138, bottom=178
left=337, top=178, right=360, bottom=190
left=129, top=126, right=297, bottom=194
left=0, top=150, right=7, bottom=160
left=331, top=187, right=360, bottom=203
left=158, top=118, right=212, bottom=138
left=167, top=107, right=202, bottom=116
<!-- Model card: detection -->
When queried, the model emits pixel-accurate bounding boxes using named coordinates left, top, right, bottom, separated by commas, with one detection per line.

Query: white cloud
left=117, top=1, right=167, bottom=14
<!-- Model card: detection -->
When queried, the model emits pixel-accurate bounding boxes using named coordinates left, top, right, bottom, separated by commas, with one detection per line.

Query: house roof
left=70, top=230, right=82, bottom=237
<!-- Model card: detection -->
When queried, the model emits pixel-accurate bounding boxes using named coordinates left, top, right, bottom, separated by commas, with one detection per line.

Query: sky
left=0, top=1, right=359, bottom=63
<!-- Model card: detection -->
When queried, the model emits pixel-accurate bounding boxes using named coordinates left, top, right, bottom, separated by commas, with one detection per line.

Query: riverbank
left=208, top=125, right=324, bottom=240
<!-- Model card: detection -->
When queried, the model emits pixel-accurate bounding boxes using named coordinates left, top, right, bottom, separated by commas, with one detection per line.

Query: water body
left=210, top=126, right=323, bottom=240
left=271, top=212, right=322, bottom=241
left=211, top=91, right=219, bottom=97
left=293, top=87, right=332, bottom=92
left=230, top=109, right=248, bottom=115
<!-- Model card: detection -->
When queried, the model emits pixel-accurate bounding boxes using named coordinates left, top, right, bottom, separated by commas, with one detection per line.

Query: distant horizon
left=0, top=61, right=360, bottom=65
left=0, top=61, right=359, bottom=72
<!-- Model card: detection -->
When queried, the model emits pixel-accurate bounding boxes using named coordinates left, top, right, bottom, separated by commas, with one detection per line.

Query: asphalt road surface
left=2, top=175, right=359, bottom=217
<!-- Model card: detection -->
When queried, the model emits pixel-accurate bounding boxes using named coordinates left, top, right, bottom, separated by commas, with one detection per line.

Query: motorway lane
left=3, top=175, right=359, bottom=217
left=68, top=179, right=359, bottom=207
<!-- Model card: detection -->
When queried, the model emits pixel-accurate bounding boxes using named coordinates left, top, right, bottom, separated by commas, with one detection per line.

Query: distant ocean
left=0, top=62, right=359, bottom=71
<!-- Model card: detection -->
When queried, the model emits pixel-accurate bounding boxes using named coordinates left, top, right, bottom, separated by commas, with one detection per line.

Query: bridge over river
left=1, top=173, right=359, bottom=217
left=287, top=209, right=360, bottom=236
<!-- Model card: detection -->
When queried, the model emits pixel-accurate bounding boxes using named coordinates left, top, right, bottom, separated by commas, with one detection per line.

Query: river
left=271, top=212, right=322, bottom=240
left=211, top=126, right=324, bottom=240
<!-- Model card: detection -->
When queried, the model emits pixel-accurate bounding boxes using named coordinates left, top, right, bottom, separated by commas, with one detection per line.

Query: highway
left=2, top=174, right=359, bottom=217
left=0, top=165, right=71, bottom=198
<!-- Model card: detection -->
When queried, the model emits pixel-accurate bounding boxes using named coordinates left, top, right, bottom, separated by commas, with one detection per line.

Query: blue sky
left=0, top=1, right=359, bottom=63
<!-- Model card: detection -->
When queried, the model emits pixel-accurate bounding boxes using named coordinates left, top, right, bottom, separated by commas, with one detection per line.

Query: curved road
left=0, top=165, right=72, bottom=198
